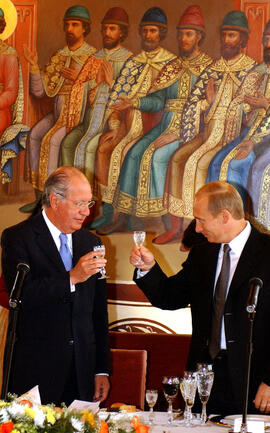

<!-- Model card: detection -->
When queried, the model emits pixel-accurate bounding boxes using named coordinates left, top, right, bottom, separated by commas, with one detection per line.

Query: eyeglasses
left=56, top=193, right=95, bottom=209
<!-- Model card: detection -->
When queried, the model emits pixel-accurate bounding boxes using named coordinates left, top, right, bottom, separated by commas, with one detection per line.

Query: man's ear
left=221, top=209, right=230, bottom=224
left=50, top=193, right=58, bottom=210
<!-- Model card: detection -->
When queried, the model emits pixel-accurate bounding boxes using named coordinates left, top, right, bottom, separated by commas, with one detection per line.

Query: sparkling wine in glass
left=181, top=371, right=197, bottom=427
left=93, top=245, right=107, bottom=279
left=133, top=231, right=146, bottom=265
left=146, top=389, right=158, bottom=424
left=196, top=370, right=214, bottom=424
left=162, top=376, right=179, bottom=424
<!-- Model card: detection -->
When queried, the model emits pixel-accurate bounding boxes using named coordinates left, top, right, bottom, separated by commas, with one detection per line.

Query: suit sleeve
left=134, top=253, right=193, bottom=310
left=1, top=226, right=72, bottom=311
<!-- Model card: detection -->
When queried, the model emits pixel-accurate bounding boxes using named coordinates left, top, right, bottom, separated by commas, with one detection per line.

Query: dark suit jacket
left=1, top=213, right=110, bottom=404
left=135, top=226, right=270, bottom=408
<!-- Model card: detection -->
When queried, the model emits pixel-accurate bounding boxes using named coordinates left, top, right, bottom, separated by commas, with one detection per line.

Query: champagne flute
left=181, top=371, right=197, bottom=427
left=145, top=389, right=158, bottom=424
left=162, top=376, right=179, bottom=424
left=133, top=231, right=146, bottom=265
left=196, top=370, right=214, bottom=424
left=93, top=245, right=107, bottom=279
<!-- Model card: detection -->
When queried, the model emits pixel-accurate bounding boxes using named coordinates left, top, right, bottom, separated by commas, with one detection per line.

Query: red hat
left=177, top=5, right=205, bottom=34
left=102, top=7, right=129, bottom=27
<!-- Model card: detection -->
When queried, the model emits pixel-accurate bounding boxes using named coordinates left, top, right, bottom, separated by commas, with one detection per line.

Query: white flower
left=0, top=407, right=10, bottom=423
left=7, top=402, right=25, bottom=418
left=32, top=405, right=46, bottom=427
left=71, top=416, right=84, bottom=432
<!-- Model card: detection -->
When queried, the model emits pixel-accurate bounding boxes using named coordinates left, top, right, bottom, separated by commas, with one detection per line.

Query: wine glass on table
left=196, top=369, right=214, bottom=424
left=162, top=376, right=180, bottom=424
left=181, top=371, right=197, bottom=427
left=133, top=231, right=146, bottom=266
left=93, top=245, right=107, bottom=279
left=145, top=389, right=158, bottom=424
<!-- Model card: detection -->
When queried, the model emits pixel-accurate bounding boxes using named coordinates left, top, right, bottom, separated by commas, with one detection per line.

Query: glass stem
left=185, top=405, right=192, bottom=426
left=149, top=407, right=154, bottom=424
left=168, top=400, right=173, bottom=424
left=201, top=402, right=207, bottom=423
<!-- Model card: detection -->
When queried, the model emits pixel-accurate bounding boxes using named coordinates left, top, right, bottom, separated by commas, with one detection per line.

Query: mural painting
left=0, top=0, right=270, bottom=343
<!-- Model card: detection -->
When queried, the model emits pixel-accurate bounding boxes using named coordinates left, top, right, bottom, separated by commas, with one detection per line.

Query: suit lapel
left=227, top=227, right=264, bottom=299
left=32, top=214, right=66, bottom=271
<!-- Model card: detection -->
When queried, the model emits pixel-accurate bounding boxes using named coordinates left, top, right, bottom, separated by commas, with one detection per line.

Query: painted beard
left=264, top=47, right=270, bottom=64
left=221, top=43, right=241, bottom=60
left=179, top=43, right=197, bottom=58
left=66, top=33, right=80, bottom=45
left=103, top=37, right=120, bottom=49
left=141, top=39, right=160, bottom=52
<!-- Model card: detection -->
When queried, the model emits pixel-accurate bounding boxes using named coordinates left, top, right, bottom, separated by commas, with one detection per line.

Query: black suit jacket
left=1, top=213, right=110, bottom=404
left=135, top=226, right=270, bottom=407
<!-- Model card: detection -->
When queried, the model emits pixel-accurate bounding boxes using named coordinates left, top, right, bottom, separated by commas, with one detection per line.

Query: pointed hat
left=177, top=5, right=205, bottom=34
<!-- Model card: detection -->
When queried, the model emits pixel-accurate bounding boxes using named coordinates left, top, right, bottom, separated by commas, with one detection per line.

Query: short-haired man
left=1, top=166, right=110, bottom=405
left=130, top=181, right=270, bottom=414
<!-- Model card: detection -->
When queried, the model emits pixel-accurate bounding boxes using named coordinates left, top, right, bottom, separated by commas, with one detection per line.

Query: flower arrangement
left=0, top=396, right=149, bottom=433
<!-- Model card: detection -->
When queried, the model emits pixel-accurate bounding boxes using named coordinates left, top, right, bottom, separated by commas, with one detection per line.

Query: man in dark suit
left=1, top=166, right=110, bottom=405
left=131, top=181, right=270, bottom=415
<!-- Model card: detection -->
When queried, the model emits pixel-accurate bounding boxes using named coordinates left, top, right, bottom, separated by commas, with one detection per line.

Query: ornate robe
left=207, top=62, right=270, bottom=229
left=24, top=42, right=102, bottom=191
left=60, top=45, right=132, bottom=185
left=93, top=47, right=176, bottom=201
left=109, top=52, right=212, bottom=217
left=162, top=53, right=256, bottom=218
left=0, top=41, right=29, bottom=184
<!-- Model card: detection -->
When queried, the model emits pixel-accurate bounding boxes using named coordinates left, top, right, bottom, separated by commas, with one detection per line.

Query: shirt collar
left=42, top=209, right=72, bottom=247
left=222, top=220, right=251, bottom=257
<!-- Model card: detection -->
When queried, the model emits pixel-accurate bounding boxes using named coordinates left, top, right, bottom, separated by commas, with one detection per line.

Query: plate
left=210, top=415, right=270, bottom=429
left=224, top=415, right=270, bottom=424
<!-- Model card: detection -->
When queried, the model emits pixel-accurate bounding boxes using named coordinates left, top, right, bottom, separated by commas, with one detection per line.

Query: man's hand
left=234, top=140, right=254, bottom=160
left=130, top=245, right=155, bottom=271
left=254, top=382, right=270, bottom=412
left=244, top=92, right=270, bottom=110
left=154, top=133, right=178, bottom=149
left=96, top=61, right=113, bottom=86
left=206, top=78, right=217, bottom=105
left=94, top=375, right=110, bottom=402
left=69, top=250, right=107, bottom=285
left=101, top=129, right=118, bottom=143
left=60, top=67, right=79, bottom=81
left=112, top=97, right=132, bottom=111
left=23, top=44, right=38, bottom=66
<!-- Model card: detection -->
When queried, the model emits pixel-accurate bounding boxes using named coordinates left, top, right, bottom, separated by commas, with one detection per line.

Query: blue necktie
left=59, top=233, right=73, bottom=271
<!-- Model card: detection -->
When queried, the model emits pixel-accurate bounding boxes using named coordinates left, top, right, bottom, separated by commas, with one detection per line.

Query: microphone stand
left=1, top=263, right=29, bottom=400
left=240, top=308, right=255, bottom=433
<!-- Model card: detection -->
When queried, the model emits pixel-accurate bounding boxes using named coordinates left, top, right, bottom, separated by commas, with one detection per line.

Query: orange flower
left=19, top=399, right=33, bottom=407
left=99, top=419, right=108, bottom=433
left=132, top=415, right=140, bottom=429
left=0, top=422, right=14, bottom=433
left=137, top=425, right=149, bottom=433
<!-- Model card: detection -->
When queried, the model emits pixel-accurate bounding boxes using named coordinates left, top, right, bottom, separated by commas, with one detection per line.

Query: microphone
left=246, top=277, right=263, bottom=314
left=9, top=262, right=30, bottom=309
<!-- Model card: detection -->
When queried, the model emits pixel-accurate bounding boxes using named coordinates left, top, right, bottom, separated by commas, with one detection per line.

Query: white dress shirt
left=215, top=220, right=251, bottom=349
left=42, top=209, right=75, bottom=292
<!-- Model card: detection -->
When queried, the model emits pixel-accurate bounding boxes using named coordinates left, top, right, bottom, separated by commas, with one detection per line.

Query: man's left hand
left=93, top=375, right=110, bottom=402
left=254, top=382, right=270, bottom=412
left=61, top=67, right=79, bottom=81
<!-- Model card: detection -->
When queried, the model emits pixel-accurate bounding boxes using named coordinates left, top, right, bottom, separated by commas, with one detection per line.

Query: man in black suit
left=1, top=166, right=110, bottom=405
left=131, top=181, right=270, bottom=415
